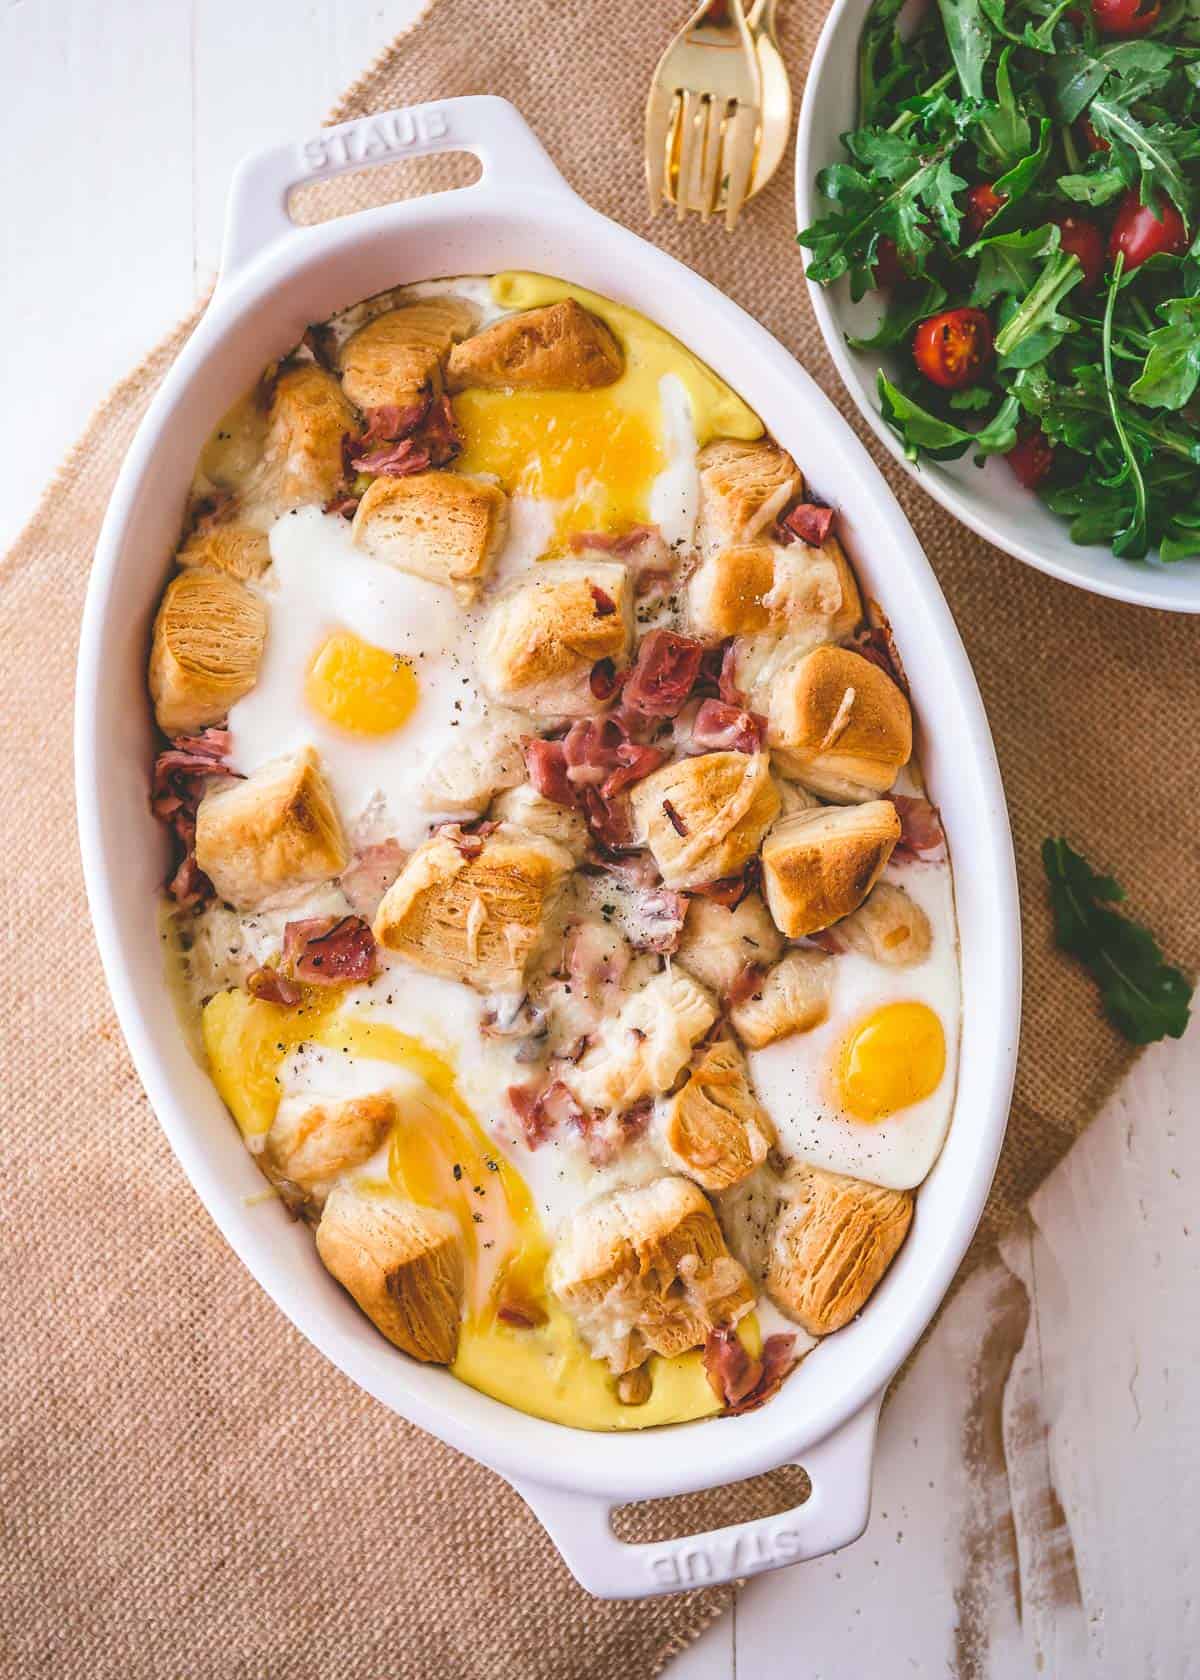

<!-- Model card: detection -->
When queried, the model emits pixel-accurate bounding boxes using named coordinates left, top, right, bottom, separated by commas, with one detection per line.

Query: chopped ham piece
left=727, top=962, right=765, bottom=1008
left=340, top=839, right=409, bottom=919
left=622, top=629, right=706, bottom=718
left=891, top=795, right=946, bottom=862
left=347, top=394, right=462, bottom=478
left=584, top=849, right=662, bottom=889
left=589, top=658, right=621, bottom=701
left=853, top=624, right=909, bottom=695
left=704, top=1326, right=799, bottom=1415
left=662, top=798, right=688, bottom=836
left=690, top=858, right=760, bottom=910
left=778, top=502, right=836, bottom=547
left=359, top=400, right=429, bottom=446
left=691, top=698, right=766, bottom=754
left=525, top=738, right=576, bottom=807
left=497, top=1298, right=548, bottom=1330
left=247, top=967, right=303, bottom=1008
left=281, top=915, right=377, bottom=985
left=151, top=728, right=241, bottom=908
left=437, top=819, right=499, bottom=860
left=508, top=1079, right=584, bottom=1149
left=590, top=584, right=617, bottom=617
left=350, top=436, right=431, bottom=477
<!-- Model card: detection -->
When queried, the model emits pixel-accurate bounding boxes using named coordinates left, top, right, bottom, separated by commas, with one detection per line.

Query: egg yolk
left=836, top=1002, right=946, bottom=1122
left=304, top=630, right=418, bottom=736
left=454, top=388, right=662, bottom=539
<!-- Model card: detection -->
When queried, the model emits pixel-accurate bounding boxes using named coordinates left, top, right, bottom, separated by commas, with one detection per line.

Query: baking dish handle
left=510, top=1395, right=881, bottom=1600
left=219, top=95, right=574, bottom=282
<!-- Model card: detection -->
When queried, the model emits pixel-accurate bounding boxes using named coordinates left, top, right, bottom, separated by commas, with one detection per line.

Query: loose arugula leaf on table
left=1042, top=838, right=1193, bottom=1043
left=878, top=372, right=1021, bottom=458
left=1129, top=295, right=1200, bottom=405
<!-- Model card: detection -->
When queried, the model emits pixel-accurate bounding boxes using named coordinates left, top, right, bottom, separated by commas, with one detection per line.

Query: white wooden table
left=5, top=4, right=1196, bottom=1672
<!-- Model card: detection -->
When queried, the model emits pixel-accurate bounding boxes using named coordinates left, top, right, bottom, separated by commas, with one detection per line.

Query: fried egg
left=747, top=858, right=960, bottom=1191
left=225, top=506, right=495, bottom=849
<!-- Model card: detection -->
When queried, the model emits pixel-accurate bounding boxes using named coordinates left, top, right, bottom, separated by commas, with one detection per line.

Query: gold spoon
left=747, top=0, right=792, bottom=198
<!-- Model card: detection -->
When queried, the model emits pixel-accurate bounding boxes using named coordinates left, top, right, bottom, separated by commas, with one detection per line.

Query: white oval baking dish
left=796, top=0, right=1200, bottom=612
left=75, top=96, right=1020, bottom=1600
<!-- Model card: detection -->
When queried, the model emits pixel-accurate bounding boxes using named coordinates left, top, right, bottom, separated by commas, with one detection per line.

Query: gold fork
left=645, top=0, right=762, bottom=230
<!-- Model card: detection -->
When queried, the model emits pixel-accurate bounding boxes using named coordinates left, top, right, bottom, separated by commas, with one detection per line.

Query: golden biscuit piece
left=489, top=783, right=591, bottom=860
left=729, top=949, right=833, bottom=1049
left=195, top=747, right=349, bottom=911
left=264, top=1093, right=397, bottom=1210
left=629, top=751, right=780, bottom=891
left=148, top=568, right=267, bottom=736
left=177, top=522, right=272, bottom=583
left=316, top=1181, right=465, bottom=1363
left=446, top=299, right=623, bottom=392
left=835, top=881, right=932, bottom=968
left=766, top=1163, right=913, bottom=1336
left=372, top=822, right=573, bottom=991
left=477, top=559, right=632, bottom=718
left=675, top=891, right=782, bottom=996
left=352, top=471, right=509, bottom=603
left=417, top=710, right=530, bottom=819
left=696, top=438, right=802, bottom=556
left=566, top=969, right=717, bottom=1115
left=250, top=363, right=358, bottom=516
left=548, top=1176, right=755, bottom=1374
left=688, top=535, right=860, bottom=648
left=338, top=297, right=478, bottom=410
left=662, top=1038, right=775, bottom=1192
left=767, top=645, right=912, bottom=800
left=760, top=803, right=901, bottom=939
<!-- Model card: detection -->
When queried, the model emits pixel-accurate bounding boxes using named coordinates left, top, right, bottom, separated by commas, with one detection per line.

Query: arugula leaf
left=878, top=373, right=1020, bottom=459
left=992, top=116, right=1053, bottom=204
left=848, top=279, right=949, bottom=349
left=938, top=0, right=992, bottom=99
left=977, top=46, right=1033, bottom=163
left=968, top=222, right=1061, bottom=305
left=1056, top=164, right=1131, bottom=204
left=1051, top=49, right=1112, bottom=123
left=859, top=0, right=909, bottom=124
left=1042, top=838, right=1193, bottom=1044
left=1130, top=296, right=1200, bottom=407
left=1101, top=255, right=1150, bottom=556
left=994, top=249, right=1084, bottom=365
left=949, top=384, right=997, bottom=408
left=1089, top=94, right=1196, bottom=222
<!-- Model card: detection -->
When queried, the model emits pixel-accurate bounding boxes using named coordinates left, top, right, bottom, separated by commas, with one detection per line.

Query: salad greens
left=1042, top=838, right=1193, bottom=1042
left=799, top=0, right=1200, bottom=561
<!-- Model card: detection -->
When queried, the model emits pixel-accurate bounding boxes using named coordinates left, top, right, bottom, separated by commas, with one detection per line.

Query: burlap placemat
left=3, top=1, right=1198, bottom=1674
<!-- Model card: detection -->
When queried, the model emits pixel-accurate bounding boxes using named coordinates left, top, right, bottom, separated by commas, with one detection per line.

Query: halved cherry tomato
left=1056, top=215, right=1105, bottom=289
left=1006, top=426, right=1055, bottom=489
left=965, top=183, right=1006, bottom=241
left=1108, top=192, right=1189, bottom=271
left=913, top=308, right=993, bottom=389
left=872, top=236, right=909, bottom=290
left=1090, top=0, right=1160, bottom=32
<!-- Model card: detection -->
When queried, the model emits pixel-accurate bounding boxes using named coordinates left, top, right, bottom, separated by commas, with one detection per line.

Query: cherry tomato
left=1090, top=0, right=1160, bottom=32
left=912, top=308, right=994, bottom=390
left=1055, top=215, right=1105, bottom=289
left=1078, top=116, right=1110, bottom=153
left=872, top=236, right=909, bottom=290
left=965, top=183, right=1006, bottom=241
left=1006, top=427, right=1055, bottom=489
left=1108, top=192, right=1190, bottom=271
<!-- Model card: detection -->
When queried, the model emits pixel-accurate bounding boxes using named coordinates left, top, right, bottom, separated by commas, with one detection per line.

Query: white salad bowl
left=796, top=0, right=1200, bottom=612
left=76, top=96, right=1020, bottom=1599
